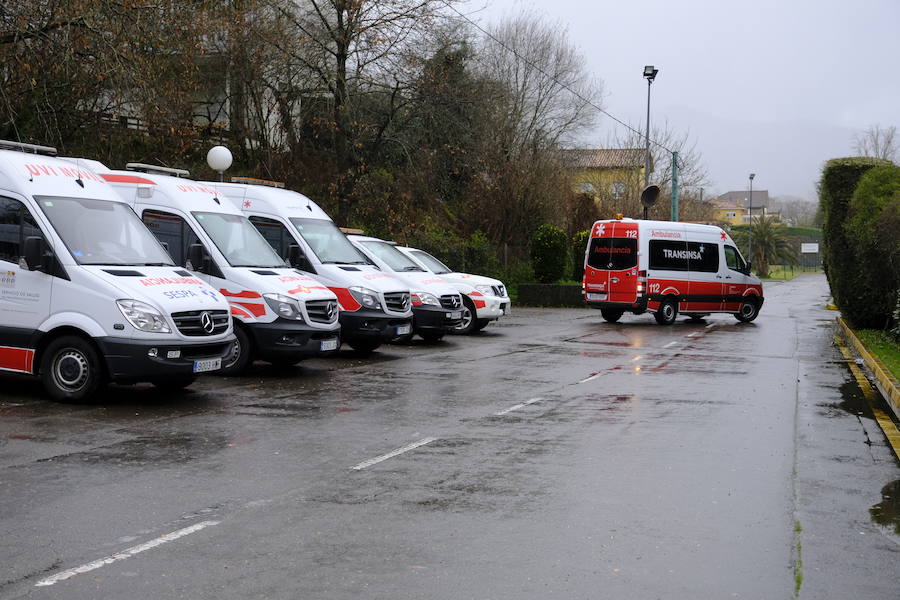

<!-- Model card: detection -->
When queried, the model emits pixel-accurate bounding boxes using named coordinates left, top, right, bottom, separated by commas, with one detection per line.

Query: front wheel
left=40, top=335, right=106, bottom=402
left=220, top=325, right=253, bottom=376
left=735, top=298, right=760, bottom=323
left=600, top=308, right=624, bottom=323
left=654, top=298, right=678, bottom=325
left=472, top=318, right=491, bottom=332
left=450, top=297, right=477, bottom=335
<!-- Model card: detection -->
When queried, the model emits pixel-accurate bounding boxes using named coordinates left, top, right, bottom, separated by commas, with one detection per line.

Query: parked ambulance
left=395, top=245, right=511, bottom=334
left=346, top=235, right=464, bottom=342
left=98, top=165, right=341, bottom=373
left=0, top=142, right=235, bottom=400
left=582, top=217, right=763, bottom=324
left=207, top=178, right=413, bottom=354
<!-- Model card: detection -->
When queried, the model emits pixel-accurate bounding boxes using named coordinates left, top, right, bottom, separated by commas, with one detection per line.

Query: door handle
left=610, top=277, right=619, bottom=283
left=725, top=276, right=733, bottom=279
left=716, top=275, right=723, bottom=279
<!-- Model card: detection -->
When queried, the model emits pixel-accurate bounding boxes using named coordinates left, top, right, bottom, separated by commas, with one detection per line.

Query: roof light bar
left=230, top=176, right=285, bottom=189
left=339, top=227, right=365, bottom=235
left=0, top=139, right=58, bottom=156
left=126, top=163, right=191, bottom=178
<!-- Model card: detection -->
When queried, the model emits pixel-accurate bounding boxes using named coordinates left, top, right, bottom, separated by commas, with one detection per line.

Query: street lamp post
left=748, top=173, right=755, bottom=269
left=642, top=65, right=658, bottom=219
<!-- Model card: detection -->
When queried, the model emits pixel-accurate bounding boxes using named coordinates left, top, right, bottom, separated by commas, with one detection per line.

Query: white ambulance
left=98, top=165, right=341, bottom=373
left=0, top=142, right=235, bottom=401
left=347, top=235, right=464, bottom=342
left=202, top=178, right=413, bottom=354
left=395, top=246, right=511, bottom=334
left=582, top=218, right=764, bottom=324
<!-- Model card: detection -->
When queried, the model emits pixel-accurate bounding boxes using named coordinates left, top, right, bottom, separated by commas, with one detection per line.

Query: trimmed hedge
left=818, top=157, right=892, bottom=327
left=571, top=229, right=590, bottom=282
left=530, top=224, right=568, bottom=283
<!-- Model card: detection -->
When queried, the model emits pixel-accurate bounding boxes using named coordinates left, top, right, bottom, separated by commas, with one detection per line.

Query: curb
left=837, top=317, right=900, bottom=421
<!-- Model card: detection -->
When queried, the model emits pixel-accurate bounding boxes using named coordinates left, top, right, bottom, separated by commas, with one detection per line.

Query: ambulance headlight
left=263, top=293, right=304, bottom=320
left=116, top=300, right=171, bottom=333
left=475, top=285, right=493, bottom=295
left=349, top=286, right=381, bottom=310
left=413, top=291, right=439, bottom=306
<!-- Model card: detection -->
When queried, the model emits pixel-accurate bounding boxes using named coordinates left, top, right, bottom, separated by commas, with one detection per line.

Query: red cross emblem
left=242, top=200, right=251, bottom=208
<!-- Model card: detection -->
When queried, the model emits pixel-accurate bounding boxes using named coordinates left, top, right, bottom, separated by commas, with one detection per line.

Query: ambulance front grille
left=440, top=294, right=462, bottom=309
left=306, top=299, right=339, bottom=324
left=384, top=292, right=410, bottom=313
left=492, top=284, right=507, bottom=298
left=171, top=310, right=230, bottom=336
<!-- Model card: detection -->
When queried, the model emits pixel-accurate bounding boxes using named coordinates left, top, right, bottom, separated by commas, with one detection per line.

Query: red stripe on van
left=232, top=301, right=266, bottom=318
left=101, top=174, right=157, bottom=185
left=220, top=289, right=262, bottom=299
left=0, top=346, right=34, bottom=373
left=329, top=287, right=361, bottom=311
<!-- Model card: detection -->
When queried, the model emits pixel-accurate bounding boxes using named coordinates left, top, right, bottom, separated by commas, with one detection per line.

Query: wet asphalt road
left=0, top=273, right=897, bottom=599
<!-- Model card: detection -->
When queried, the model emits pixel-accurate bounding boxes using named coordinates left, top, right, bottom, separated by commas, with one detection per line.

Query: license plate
left=193, top=358, right=221, bottom=373
left=447, top=311, right=462, bottom=319
left=397, top=324, right=412, bottom=335
left=586, top=293, right=607, bottom=301
left=320, top=338, right=339, bottom=351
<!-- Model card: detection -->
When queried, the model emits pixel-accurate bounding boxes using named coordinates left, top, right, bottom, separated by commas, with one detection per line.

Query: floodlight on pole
left=642, top=65, right=659, bottom=219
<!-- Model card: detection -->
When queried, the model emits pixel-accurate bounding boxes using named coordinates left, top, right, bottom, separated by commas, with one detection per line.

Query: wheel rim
left=741, top=302, right=755, bottom=318
left=663, top=303, right=675, bottom=321
left=53, top=349, right=89, bottom=392
left=456, top=306, right=473, bottom=331
left=224, top=338, right=241, bottom=368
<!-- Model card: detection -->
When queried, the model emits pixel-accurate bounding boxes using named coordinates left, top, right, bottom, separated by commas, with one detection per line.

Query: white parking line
left=35, top=520, right=220, bottom=587
left=663, top=341, right=679, bottom=348
left=578, top=373, right=601, bottom=384
left=706, top=323, right=716, bottom=329
left=351, top=437, right=438, bottom=470
left=495, top=397, right=543, bottom=416
left=686, top=332, right=702, bottom=338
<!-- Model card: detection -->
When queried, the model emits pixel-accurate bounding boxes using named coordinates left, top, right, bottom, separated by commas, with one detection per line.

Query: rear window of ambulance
left=587, top=237, right=637, bottom=270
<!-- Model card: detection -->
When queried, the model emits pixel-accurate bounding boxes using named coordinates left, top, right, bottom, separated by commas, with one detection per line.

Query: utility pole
left=670, top=152, right=679, bottom=221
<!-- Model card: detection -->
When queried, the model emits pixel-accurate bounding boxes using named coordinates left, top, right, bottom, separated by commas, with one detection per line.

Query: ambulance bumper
left=340, top=309, right=413, bottom=342
left=413, top=305, right=463, bottom=332
left=248, top=320, right=341, bottom=360
left=97, top=336, right=236, bottom=383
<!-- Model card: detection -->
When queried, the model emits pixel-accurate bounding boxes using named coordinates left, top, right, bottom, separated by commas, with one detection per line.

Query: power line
left=440, top=0, right=677, bottom=154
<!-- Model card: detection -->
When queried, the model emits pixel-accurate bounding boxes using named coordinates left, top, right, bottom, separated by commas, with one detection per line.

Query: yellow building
left=560, top=148, right=650, bottom=217
left=711, top=197, right=747, bottom=227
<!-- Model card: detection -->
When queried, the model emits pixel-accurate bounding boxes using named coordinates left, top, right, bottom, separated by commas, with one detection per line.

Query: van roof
left=201, top=180, right=333, bottom=222
left=593, top=218, right=725, bottom=236
left=0, top=149, right=120, bottom=202
left=98, top=168, right=242, bottom=216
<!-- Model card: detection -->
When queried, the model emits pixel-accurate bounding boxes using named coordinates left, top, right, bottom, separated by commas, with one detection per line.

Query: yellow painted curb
left=836, top=317, right=900, bottom=422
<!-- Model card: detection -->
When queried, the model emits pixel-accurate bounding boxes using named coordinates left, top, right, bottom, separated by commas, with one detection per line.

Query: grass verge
left=855, top=329, right=900, bottom=380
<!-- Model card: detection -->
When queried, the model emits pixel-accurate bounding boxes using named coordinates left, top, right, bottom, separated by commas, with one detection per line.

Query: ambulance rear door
left=586, top=220, right=639, bottom=304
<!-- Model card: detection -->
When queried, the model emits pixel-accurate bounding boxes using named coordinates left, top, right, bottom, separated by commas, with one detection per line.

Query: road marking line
left=495, top=397, right=543, bottom=416
left=578, top=373, right=601, bottom=384
left=835, top=336, right=900, bottom=460
left=706, top=323, right=716, bottom=329
left=35, top=520, right=220, bottom=587
left=663, top=341, right=678, bottom=348
left=686, top=332, right=702, bottom=338
left=352, top=437, right=438, bottom=470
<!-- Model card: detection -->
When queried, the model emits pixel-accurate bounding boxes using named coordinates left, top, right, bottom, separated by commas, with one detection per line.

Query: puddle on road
left=870, top=480, right=900, bottom=536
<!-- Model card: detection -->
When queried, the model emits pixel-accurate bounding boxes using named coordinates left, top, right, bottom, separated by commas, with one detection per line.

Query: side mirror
left=23, top=236, right=49, bottom=272
left=287, top=243, right=314, bottom=272
left=187, top=243, right=208, bottom=273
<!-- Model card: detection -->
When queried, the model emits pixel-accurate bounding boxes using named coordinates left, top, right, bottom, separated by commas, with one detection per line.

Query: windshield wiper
left=402, top=266, right=425, bottom=271
left=326, top=260, right=369, bottom=265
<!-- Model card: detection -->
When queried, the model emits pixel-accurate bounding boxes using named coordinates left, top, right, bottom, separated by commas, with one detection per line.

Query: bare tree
left=854, top=124, right=898, bottom=162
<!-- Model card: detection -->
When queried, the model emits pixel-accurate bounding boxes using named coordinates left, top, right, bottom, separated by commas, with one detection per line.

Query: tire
left=40, top=335, right=106, bottom=402
left=419, top=331, right=445, bottom=343
left=347, top=339, right=381, bottom=355
left=654, top=298, right=678, bottom=325
left=735, top=298, right=760, bottom=323
left=472, top=318, right=491, bottom=332
left=450, top=297, right=477, bottom=335
left=600, top=308, right=624, bottom=323
left=220, top=324, right=253, bottom=376
left=151, top=375, right=196, bottom=392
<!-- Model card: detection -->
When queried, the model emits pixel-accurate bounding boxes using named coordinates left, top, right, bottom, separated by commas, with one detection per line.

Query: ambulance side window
left=725, top=245, right=744, bottom=272
left=0, top=197, right=45, bottom=264
left=248, top=216, right=292, bottom=259
left=649, top=240, right=690, bottom=271
left=141, top=210, right=201, bottom=267
left=687, top=241, right=719, bottom=273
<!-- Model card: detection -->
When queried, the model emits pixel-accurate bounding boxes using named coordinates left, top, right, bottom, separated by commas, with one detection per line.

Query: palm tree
left=732, top=216, right=798, bottom=277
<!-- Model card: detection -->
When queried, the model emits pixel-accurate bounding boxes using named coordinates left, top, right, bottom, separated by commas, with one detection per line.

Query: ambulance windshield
left=193, top=212, right=286, bottom=268
left=587, top=237, right=638, bottom=271
left=358, top=241, right=425, bottom=272
left=37, top=196, right=174, bottom=266
left=409, top=250, right=452, bottom=274
left=290, top=218, right=369, bottom=265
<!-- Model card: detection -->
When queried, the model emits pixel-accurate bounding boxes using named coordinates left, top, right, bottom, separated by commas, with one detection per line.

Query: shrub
left=570, top=229, right=590, bottom=281
left=530, top=224, right=568, bottom=283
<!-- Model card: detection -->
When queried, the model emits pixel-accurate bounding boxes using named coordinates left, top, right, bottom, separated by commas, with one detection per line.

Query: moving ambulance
left=395, top=245, right=511, bottom=334
left=582, top=218, right=763, bottom=324
left=99, top=165, right=341, bottom=373
left=347, top=235, right=464, bottom=342
left=207, top=178, right=413, bottom=354
left=0, top=142, right=235, bottom=400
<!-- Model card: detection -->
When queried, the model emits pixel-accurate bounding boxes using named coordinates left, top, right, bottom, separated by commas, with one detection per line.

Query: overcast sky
left=467, top=0, right=900, bottom=202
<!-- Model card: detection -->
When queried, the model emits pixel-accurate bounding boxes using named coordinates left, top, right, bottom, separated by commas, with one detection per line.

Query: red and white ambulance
left=98, top=165, right=341, bottom=373
left=582, top=218, right=763, bottom=324
left=0, top=141, right=235, bottom=400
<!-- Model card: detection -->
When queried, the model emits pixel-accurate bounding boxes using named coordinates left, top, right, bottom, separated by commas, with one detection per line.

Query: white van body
left=347, top=235, right=464, bottom=342
left=582, top=218, right=764, bottom=324
left=0, top=143, right=234, bottom=400
left=208, top=179, right=413, bottom=354
left=395, top=246, right=510, bottom=333
left=99, top=168, right=341, bottom=372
